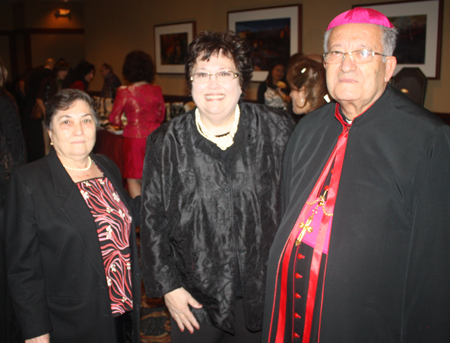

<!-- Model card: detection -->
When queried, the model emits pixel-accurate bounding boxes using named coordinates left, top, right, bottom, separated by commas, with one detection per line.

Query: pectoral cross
left=295, top=215, right=314, bottom=246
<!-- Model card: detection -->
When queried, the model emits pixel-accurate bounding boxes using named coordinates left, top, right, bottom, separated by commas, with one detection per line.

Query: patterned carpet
left=140, top=293, right=171, bottom=343
left=137, top=227, right=171, bottom=342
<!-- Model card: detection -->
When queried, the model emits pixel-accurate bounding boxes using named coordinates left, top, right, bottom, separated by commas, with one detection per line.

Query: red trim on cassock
left=268, top=104, right=351, bottom=343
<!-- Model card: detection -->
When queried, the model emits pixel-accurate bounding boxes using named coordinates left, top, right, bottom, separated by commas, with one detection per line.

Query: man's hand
left=164, top=287, right=202, bottom=334
left=26, top=333, right=50, bottom=343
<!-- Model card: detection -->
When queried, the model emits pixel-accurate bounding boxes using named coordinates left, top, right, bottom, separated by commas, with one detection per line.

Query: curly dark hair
left=185, top=30, right=253, bottom=95
left=52, top=60, right=70, bottom=76
left=122, top=51, right=155, bottom=83
left=44, top=89, right=98, bottom=130
left=287, top=54, right=328, bottom=112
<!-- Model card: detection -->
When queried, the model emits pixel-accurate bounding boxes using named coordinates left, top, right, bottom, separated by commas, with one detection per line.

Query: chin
left=332, top=90, right=360, bottom=102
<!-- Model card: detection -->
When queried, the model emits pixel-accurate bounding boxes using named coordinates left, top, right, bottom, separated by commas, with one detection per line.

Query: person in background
left=257, top=62, right=290, bottom=110
left=35, top=59, right=70, bottom=154
left=286, top=54, right=328, bottom=123
left=99, top=63, right=121, bottom=99
left=35, top=59, right=70, bottom=119
left=263, top=8, right=450, bottom=342
left=13, top=65, right=33, bottom=121
left=23, top=57, right=55, bottom=162
left=5, top=89, right=141, bottom=343
left=0, top=57, right=26, bottom=343
left=109, top=50, right=165, bottom=198
left=140, top=30, right=294, bottom=343
left=68, top=60, right=95, bottom=91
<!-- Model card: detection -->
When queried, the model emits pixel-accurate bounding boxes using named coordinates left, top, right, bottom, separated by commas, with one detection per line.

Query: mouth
left=205, top=94, right=225, bottom=100
left=339, top=77, right=358, bottom=83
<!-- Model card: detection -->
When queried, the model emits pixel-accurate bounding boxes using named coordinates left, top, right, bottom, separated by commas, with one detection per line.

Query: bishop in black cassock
left=263, top=8, right=450, bottom=343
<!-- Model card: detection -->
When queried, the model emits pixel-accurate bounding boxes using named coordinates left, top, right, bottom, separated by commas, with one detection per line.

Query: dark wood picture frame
left=228, top=5, right=302, bottom=82
left=355, top=0, right=443, bottom=79
left=154, top=22, right=196, bottom=74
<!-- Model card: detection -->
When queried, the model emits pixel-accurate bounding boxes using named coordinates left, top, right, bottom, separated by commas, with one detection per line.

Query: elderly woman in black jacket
left=140, top=30, right=294, bottom=343
left=5, top=89, right=141, bottom=343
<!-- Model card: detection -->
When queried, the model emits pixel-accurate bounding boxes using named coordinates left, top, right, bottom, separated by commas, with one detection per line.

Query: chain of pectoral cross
left=295, top=186, right=334, bottom=246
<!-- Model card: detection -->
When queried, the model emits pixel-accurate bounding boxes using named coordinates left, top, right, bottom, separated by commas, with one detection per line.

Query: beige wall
left=23, top=1, right=84, bottom=29
left=84, top=0, right=449, bottom=113
left=30, top=34, right=85, bottom=72
left=1, top=0, right=448, bottom=112
left=0, top=1, right=85, bottom=77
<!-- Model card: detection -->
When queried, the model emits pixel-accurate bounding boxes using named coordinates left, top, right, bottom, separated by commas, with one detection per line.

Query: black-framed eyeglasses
left=323, top=49, right=388, bottom=64
left=190, top=71, right=239, bottom=84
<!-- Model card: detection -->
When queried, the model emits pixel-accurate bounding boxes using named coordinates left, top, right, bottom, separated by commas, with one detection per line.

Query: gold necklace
left=195, top=105, right=240, bottom=150
left=62, top=156, right=93, bottom=171
left=295, top=188, right=333, bottom=246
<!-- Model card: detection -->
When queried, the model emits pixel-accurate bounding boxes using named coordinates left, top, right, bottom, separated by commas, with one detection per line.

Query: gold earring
left=50, top=142, right=53, bottom=146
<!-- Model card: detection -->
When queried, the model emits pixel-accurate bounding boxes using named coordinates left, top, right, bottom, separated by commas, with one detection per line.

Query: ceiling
left=3, top=0, right=82, bottom=3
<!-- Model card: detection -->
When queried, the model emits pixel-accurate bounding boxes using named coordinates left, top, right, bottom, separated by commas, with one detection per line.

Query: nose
left=207, top=75, right=220, bottom=88
left=340, top=52, right=356, bottom=72
left=73, top=120, right=84, bottom=135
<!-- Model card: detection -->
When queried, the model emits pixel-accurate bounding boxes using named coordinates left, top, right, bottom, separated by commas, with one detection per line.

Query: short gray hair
left=44, top=89, right=99, bottom=130
left=323, top=25, right=398, bottom=62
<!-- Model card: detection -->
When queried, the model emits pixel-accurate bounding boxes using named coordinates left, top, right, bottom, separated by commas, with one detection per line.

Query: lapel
left=46, top=150, right=107, bottom=286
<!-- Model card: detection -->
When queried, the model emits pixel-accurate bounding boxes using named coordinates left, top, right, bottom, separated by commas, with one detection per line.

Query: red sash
left=269, top=105, right=351, bottom=343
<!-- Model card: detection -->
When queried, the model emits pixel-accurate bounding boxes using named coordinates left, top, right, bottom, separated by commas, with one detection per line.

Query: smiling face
left=48, top=99, right=96, bottom=164
left=324, top=23, right=396, bottom=118
left=271, top=64, right=285, bottom=84
left=191, top=52, right=242, bottom=131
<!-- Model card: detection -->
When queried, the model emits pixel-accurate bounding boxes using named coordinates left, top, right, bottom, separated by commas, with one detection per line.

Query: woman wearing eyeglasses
left=140, top=31, right=294, bottom=343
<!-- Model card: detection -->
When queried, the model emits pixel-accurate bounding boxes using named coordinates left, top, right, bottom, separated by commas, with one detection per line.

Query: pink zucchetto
left=327, top=7, right=394, bottom=31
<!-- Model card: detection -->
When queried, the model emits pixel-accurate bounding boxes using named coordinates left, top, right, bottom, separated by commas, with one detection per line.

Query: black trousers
left=170, top=298, right=262, bottom=343
left=1, top=208, right=23, bottom=343
left=114, top=311, right=133, bottom=343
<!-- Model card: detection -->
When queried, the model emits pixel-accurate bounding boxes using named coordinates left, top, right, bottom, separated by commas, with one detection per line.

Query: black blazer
left=4, top=150, right=141, bottom=343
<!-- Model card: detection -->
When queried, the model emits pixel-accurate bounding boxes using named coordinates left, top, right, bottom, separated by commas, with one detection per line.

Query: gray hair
left=323, top=25, right=398, bottom=62
left=44, top=89, right=99, bottom=130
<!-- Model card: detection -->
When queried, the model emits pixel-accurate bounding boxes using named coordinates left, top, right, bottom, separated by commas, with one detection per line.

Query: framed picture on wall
left=355, top=0, right=443, bottom=79
left=228, top=5, right=302, bottom=82
left=154, top=22, right=196, bottom=74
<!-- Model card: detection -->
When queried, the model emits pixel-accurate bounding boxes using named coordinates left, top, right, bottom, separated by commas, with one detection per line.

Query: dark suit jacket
left=4, top=150, right=141, bottom=343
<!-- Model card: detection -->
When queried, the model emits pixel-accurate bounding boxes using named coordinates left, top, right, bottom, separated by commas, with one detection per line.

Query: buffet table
left=94, top=128, right=124, bottom=177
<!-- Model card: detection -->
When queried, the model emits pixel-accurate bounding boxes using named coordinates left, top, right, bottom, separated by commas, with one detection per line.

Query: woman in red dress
left=109, top=51, right=165, bottom=198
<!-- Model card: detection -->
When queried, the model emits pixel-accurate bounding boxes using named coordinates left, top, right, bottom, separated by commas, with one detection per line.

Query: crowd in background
left=0, top=42, right=329, bottom=342
left=5, top=9, right=446, bottom=342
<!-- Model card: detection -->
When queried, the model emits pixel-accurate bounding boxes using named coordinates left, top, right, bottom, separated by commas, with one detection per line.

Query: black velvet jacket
left=141, top=102, right=294, bottom=333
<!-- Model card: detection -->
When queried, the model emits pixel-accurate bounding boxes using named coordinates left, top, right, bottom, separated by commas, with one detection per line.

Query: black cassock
left=263, top=85, right=450, bottom=343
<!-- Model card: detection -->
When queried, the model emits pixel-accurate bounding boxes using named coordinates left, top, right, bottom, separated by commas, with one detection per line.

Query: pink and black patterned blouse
left=77, top=176, right=133, bottom=316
